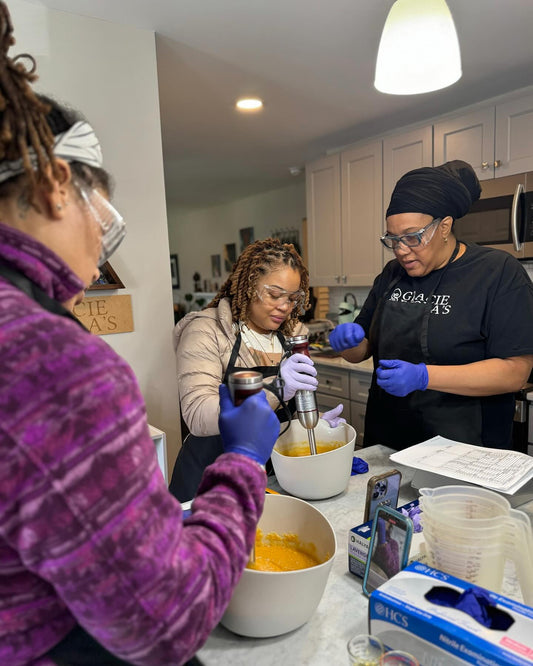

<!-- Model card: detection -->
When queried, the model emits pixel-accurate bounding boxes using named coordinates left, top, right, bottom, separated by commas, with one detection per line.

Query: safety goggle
left=78, top=187, right=126, bottom=266
left=380, top=217, right=441, bottom=250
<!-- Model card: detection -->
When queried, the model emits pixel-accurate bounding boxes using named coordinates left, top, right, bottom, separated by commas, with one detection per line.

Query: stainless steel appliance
left=454, top=172, right=533, bottom=259
left=513, top=382, right=533, bottom=455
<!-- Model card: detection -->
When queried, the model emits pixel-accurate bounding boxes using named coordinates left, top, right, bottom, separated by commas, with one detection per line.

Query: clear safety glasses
left=380, top=217, right=442, bottom=251
left=78, top=187, right=126, bottom=266
left=256, top=284, right=305, bottom=310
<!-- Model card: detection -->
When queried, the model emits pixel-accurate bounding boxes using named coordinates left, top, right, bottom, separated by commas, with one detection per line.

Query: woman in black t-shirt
left=328, top=160, right=533, bottom=450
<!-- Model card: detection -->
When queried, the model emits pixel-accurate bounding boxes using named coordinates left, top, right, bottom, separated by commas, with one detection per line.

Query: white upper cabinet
left=495, top=94, right=533, bottom=176
left=434, top=92, right=533, bottom=180
left=434, top=108, right=495, bottom=181
left=306, top=153, right=342, bottom=285
left=306, top=141, right=383, bottom=287
left=341, top=141, right=383, bottom=285
left=383, top=126, right=434, bottom=216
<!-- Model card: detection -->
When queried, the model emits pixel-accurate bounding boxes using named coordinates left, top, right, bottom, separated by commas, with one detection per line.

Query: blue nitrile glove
left=351, top=457, right=369, bottom=475
left=320, top=403, right=346, bottom=428
left=376, top=359, right=428, bottom=397
left=279, top=353, right=318, bottom=401
left=218, top=384, right=280, bottom=465
left=328, top=323, right=365, bottom=352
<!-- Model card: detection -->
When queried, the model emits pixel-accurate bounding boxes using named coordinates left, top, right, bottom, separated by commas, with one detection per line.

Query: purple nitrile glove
left=279, top=353, right=318, bottom=401
left=328, top=323, right=365, bottom=352
left=320, top=403, right=346, bottom=428
left=218, top=384, right=280, bottom=466
left=376, top=359, right=428, bottom=397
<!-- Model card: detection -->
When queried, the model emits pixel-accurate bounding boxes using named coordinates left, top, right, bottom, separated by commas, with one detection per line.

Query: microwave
left=454, top=172, right=533, bottom=259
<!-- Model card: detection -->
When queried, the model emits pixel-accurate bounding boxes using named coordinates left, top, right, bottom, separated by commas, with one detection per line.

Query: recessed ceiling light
left=236, top=97, right=264, bottom=111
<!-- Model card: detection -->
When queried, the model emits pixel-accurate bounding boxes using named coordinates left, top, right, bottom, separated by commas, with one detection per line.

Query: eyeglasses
left=78, top=187, right=126, bottom=266
left=380, top=218, right=442, bottom=250
left=256, top=284, right=305, bottom=310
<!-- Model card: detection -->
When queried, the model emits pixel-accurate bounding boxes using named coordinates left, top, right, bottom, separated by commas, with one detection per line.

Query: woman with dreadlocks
left=0, top=3, right=281, bottom=665
left=170, top=237, right=346, bottom=501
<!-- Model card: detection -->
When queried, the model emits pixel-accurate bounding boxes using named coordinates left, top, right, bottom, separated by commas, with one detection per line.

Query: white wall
left=17, top=7, right=181, bottom=470
left=168, top=181, right=306, bottom=300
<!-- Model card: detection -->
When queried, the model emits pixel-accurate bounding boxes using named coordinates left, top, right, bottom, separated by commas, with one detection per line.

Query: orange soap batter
left=277, top=440, right=345, bottom=457
left=247, top=530, right=325, bottom=572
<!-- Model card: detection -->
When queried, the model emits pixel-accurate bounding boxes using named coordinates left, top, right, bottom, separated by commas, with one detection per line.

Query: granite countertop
left=197, top=445, right=416, bottom=666
left=310, top=352, right=374, bottom=374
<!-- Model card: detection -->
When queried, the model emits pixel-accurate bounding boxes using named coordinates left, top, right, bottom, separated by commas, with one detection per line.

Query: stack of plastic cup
left=419, top=486, right=533, bottom=604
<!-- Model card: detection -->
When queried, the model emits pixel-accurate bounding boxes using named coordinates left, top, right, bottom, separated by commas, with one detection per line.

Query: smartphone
left=363, top=469, right=402, bottom=522
left=362, top=505, right=413, bottom=597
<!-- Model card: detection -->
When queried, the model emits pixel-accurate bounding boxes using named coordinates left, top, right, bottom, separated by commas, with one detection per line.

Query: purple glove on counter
left=376, top=359, right=428, bottom=397
left=218, top=384, right=280, bottom=465
left=320, top=403, right=347, bottom=428
left=328, top=323, right=365, bottom=352
left=279, top=353, right=318, bottom=401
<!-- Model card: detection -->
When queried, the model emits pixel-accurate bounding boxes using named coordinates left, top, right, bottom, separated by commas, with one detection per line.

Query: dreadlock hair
left=0, top=1, right=110, bottom=198
left=208, top=237, right=310, bottom=335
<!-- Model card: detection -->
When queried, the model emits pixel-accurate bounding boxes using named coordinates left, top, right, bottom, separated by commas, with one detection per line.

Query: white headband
left=0, top=120, right=103, bottom=184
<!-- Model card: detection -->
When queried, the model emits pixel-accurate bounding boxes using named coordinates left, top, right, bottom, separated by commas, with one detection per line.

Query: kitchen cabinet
left=434, top=92, right=533, bottom=181
left=383, top=125, right=433, bottom=215
left=306, top=141, right=383, bottom=287
left=314, top=361, right=372, bottom=449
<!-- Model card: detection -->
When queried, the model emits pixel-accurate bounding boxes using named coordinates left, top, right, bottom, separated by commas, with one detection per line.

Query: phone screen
left=363, top=506, right=412, bottom=597
left=365, top=470, right=402, bottom=522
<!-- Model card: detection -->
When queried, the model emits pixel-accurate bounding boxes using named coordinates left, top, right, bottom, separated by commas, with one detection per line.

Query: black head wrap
left=386, top=159, right=482, bottom=220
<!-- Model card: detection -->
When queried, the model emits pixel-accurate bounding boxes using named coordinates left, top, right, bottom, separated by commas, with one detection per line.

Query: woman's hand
left=279, top=353, right=318, bottom=400
left=377, top=359, right=428, bottom=397
left=329, top=323, right=365, bottom=352
left=218, top=384, right=280, bottom=465
left=320, top=404, right=346, bottom=428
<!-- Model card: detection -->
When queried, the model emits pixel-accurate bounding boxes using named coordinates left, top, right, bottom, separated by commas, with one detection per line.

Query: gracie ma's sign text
left=73, top=294, right=134, bottom=335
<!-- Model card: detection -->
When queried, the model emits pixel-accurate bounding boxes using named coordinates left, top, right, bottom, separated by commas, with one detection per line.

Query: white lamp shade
left=374, top=0, right=462, bottom=95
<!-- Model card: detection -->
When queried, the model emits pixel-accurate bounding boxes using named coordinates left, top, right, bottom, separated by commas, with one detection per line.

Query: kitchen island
left=197, top=445, right=416, bottom=666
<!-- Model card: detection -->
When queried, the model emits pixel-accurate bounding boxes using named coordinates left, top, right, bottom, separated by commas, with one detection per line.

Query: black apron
left=363, top=242, right=483, bottom=450
left=0, top=264, right=203, bottom=666
left=169, top=331, right=292, bottom=503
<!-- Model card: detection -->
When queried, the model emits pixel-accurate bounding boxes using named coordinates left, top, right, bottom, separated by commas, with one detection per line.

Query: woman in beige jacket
left=170, top=238, right=345, bottom=501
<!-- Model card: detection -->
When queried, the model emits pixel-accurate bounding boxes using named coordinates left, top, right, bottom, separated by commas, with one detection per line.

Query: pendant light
left=374, top=0, right=462, bottom=95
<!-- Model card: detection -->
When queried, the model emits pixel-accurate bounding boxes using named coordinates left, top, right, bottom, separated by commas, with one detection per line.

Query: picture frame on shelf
left=224, top=243, right=236, bottom=272
left=170, top=254, right=180, bottom=289
left=211, top=254, right=221, bottom=278
left=87, top=261, right=125, bottom=291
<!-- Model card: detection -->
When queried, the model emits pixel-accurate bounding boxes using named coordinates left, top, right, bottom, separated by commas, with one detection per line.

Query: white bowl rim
left=246, top=495, right=338, bottom=575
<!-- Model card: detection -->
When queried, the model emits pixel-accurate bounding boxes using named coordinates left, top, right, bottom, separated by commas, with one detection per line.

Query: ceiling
left=34, top=0, right=533, bottom=208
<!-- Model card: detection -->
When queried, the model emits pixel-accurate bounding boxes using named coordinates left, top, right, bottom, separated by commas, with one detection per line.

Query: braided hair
left=0, top=1, right=110, bottom=197
left=208, top=237, right=310, bottom=335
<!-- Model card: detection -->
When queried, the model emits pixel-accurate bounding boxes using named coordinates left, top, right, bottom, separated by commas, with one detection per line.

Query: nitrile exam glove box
left=348, top=499, right=422, bottom=578
left=368, top=562, right=533, bottom=666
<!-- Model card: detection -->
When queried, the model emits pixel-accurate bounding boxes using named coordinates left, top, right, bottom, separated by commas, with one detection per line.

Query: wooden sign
left=73, top=294, right=134, bottom=335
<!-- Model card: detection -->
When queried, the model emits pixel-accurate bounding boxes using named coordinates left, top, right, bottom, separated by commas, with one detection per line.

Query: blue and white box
left=348, top=499, right=422, bottom=578
left=369, top=562, right=533, bottom=665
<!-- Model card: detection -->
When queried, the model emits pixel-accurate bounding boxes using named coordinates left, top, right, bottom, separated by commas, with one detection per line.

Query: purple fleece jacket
left=0, top=222, right=266, bottom=665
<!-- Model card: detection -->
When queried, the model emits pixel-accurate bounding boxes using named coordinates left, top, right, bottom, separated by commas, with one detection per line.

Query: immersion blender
left=285, top=335, right=318, bottom=455
left=227, top=370, right=265, bottom=565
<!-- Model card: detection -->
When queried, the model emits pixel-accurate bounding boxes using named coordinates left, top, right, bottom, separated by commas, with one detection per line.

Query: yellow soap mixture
left=277, top=440, right=345, bottom=457
left=247, top=530, right=325, bottom=572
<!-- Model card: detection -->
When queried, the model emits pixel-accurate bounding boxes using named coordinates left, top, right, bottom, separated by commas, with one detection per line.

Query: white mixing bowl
left=220, top=493, right=336, bottom=637
left=271, top=419, right=356, bottom=500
